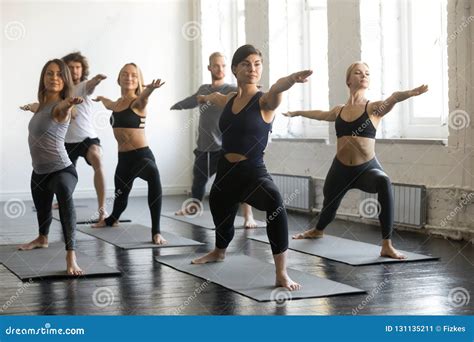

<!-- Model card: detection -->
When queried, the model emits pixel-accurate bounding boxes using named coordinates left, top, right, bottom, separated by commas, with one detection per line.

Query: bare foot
left=244, top=215, right=258, bottom=229
left=66, top=251, right=84, bottom=276
left=275, top=273, right=301, bottom=291
left=174, top=208, right=187, bottom=216
left=19, top=236, right=48, bottom=250
left=380, top=240, right=406, bottom=259
left=191, top=249, right=226, bottom=264
left=92, top=218, right=117, bottom=228
left=174, top=206, right=194, bottom=216
left=52, top=202, right=59, bottom=210
left=292, top=228, right=324, bottom=239
left=380, top=245, right=406, bottom=259
left=98, top=208, right=108, bottom=222
left=153, top=233, right=167, bottom=245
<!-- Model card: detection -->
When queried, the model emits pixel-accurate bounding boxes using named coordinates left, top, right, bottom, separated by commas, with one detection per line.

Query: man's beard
left=212, top=74, right=224, bottom=81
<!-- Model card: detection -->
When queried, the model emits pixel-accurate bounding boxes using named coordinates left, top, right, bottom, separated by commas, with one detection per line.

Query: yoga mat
left=163, top=211, right=266, bottom=230
left=52, top=206, right=131, bottom=225
left=78, top=223, right=205, bottom=249
left=155, top=254, right=365, bottom=302
left=0, top=243, right=120, bottom=280
left=32, top=204, right=87, bottom=212
left=249, top=235, right=439, bottom=266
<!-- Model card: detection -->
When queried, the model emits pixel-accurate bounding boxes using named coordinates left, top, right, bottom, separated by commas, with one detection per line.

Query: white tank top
left=65, top=81, right=98, bottom=143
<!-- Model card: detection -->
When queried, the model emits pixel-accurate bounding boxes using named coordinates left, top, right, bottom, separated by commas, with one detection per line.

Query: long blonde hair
left=117, top=63, right=144, bottom=95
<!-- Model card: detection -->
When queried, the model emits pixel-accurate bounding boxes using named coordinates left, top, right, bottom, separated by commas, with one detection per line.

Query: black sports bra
left=335, top=101, right=376, bottom=139
left=110, top=103, right=146, bottom=129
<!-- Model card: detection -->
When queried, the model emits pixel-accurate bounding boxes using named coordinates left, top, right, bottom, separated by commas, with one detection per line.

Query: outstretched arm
left=93, top=96, right=117, bottom=111
left=371, top=84, right=429, bottom=117
left=85, top=74, right=107, bottom=95
left=260, top=70, right=313, bottom=112
left=170, top=89, right=200, bottom=110
left=20, top=102, right=40, bottom=113
left=283, top=105, right=342, bottom=122
left=53, top=97, right=84, bottom=123
left=197, top=92, right=236, bottom=109
left=134, top=79, right=166, bottom=111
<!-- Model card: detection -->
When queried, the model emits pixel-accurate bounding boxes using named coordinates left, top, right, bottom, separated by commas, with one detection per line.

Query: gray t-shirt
left=28, top=102, right=71, bottom=174
left=171, top=84, right=236, bottom=152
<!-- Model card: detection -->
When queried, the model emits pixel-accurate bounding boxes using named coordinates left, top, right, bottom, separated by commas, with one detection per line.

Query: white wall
left=1, top=0, right=197, bottom=201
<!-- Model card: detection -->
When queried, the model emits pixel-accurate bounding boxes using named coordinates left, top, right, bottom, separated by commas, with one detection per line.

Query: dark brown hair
left=231, top=44, right=263, bottom=76
left=37, top=59, right=74, bottom=106
left=62, top=51, right=89, bottom=81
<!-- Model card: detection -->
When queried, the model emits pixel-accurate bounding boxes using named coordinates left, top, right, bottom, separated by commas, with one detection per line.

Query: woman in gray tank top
left=20, top=59, right=84, bottom=276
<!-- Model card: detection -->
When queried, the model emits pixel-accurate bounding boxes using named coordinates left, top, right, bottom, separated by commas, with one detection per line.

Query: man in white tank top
left=62, top=52, right=107, bottom=221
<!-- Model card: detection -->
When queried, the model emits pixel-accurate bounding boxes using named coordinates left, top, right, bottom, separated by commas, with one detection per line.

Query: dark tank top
left=219, top=91, right=272, bottom=163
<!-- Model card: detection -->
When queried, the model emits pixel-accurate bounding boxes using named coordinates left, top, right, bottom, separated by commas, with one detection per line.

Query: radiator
left=361, top=183, right=427, bottom=228
left=271, top=174, right=314, bottom=211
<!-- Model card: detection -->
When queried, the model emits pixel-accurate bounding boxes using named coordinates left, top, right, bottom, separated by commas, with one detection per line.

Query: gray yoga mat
left=162, top=211, right=266, bottom=230
left=0, top=243, right=120, bottom=280
left=78, top=223, right=205, bottom=249
left=249, top=235, right=439, bottom=266
left=32, top=204, right=87, bottom=212
left=155, top=254, right=365, bottom=302
left=52, top=206, right=131, bottom=225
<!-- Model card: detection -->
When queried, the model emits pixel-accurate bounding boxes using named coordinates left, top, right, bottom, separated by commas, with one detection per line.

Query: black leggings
left=31, top=165, right=78, bottom=250
left=210, top=157, right=288, bottom=254
left=191, top=149, right=221, bottom=201
left=316, top=157, right=394, bottom=239
left=105, top=147, right=162, bottom=236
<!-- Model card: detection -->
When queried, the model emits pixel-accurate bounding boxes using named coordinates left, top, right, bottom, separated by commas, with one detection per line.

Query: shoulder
left=366, top=101, right=380, bottom=116
left=198, top=84, right=211, bottom=93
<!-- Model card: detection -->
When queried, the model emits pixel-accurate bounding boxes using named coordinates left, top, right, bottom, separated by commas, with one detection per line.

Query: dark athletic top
left=110, top=103, right=145, bottom=129
left=219, top=91, right=272, bottom=162
left=335, top=101, right=376, bottom=139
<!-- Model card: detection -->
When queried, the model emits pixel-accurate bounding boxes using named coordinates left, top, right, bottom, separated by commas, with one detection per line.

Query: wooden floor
left=0, top=195, right=473, bottom=316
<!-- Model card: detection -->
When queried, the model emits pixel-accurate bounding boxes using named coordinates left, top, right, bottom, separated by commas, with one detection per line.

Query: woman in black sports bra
left=93, top=63, right=167, bottom=245
left=285, top=61, right=428, bottom=259
left=191, top=44, right=313, bottom=291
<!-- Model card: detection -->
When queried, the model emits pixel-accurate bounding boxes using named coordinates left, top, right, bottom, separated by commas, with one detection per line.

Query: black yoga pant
left=316, top=157, right=394, bottom=239
left=31, top=165, right=78, bottom=250
left=210, top=157, right=288, bottom=254
left=191, top=149, right=221, bottom=201
left=105, top=147, right=162, bottom=236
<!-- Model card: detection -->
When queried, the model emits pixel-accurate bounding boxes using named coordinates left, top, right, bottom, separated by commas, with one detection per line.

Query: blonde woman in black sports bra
left=284, top=61, right=428, bottom=259
left=93, top=63, right=167, bottom=245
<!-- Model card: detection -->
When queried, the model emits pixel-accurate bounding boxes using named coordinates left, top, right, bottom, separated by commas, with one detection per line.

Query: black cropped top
left=110, top=103, right=146, bottom=129
left=219, top=91, right=272, bottom=163
left=335, top=101, right=376, bottom=139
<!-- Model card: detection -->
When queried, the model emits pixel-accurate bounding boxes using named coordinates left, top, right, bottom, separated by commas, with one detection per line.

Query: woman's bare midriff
left=113, top=128, right=148, bottom=152
left=224, top=153, right=248, bottom=163
left=336, top=136, right=376, bottom=166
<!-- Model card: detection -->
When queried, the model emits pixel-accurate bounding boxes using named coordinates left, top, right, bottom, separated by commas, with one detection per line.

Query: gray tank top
left=28, top=102, right=72, bottom=174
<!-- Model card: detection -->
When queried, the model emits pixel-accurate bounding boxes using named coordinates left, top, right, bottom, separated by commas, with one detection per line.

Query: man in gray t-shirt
left=171, top=52, right=258, bottom=228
